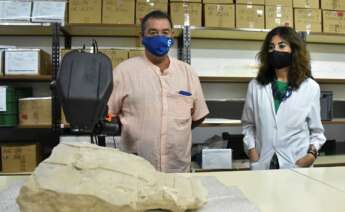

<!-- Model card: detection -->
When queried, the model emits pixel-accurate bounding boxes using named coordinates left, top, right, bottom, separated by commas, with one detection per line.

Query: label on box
left=32, top=1, right=66, bottom=22
left=0, top=86, right=6, bottom=112
left=5, top=51, right=39, bottom=74
left=0, top=1, right=31, bottom=22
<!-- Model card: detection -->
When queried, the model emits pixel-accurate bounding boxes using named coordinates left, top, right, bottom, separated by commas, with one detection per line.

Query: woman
left=242, top=26, right=326, bottom=170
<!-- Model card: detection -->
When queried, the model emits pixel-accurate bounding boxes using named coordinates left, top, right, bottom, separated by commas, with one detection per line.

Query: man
left=108, top=10, right=209, bottom=173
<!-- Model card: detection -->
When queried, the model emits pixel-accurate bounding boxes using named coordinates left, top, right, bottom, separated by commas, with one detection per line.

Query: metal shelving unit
left=1, top=23, right=344, bottom=141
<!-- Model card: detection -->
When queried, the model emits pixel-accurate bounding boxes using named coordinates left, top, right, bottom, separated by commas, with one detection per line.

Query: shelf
left=191, top=27, right=268, bottom=41
left=322, top=118, right=345, bottom=125
left=306, top=33, right=345, bottom=45
left=0, top=23, right=53, bottom=36
left=199, top=76, right=345, bottom=84
left=200, top=118, right=345, bottom=127
left=18, top=124, right=52, bottom=129
left=1, top=24, right=345, bottom=45
left=14, top=119, right=345, bottom=129
left=0, top=75, right=52, bottom=82
left=200, top=76, right=253, bottom=83
left=63, top=24, right=183, bottom=37
left=62, top=24, right=141, bottom=37
left=201, top=119, right=241, bottom=127
left=190, top=27, right=345, bottom=45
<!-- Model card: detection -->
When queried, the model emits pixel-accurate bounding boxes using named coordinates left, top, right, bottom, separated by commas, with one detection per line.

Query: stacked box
left=4, top=49, right=51, bottom=75
left=69, top=0, right=102, bottom=24
left=204, top=3, right=235, bottom=28
left=102, top=0, right=135, bottom=24
left=18, top=97, right=67, bottom=126
left=236, top=4, right=265, bottom=29
left=236, top=0, right=264, bottom=4
left=323, top=10, right=345, bottom=34
left=293, top=0, right=319, bottom=8
left=1, top=143, right=39, bottom=173
left=321, top=0, right=345, bottom=10
left=136, top=0, right=168, bottom=24
left=294, top=8, right=322, bottom=32
left=0, top=86, right=32, bottom=127
left=128, top=49, right=145, bottom=58
left=32, top=0, right=66, bottom=23
left=265, top=5, right=293, bottom=29
left=170, top=2, right=202, bottom=26
left=0, top=1, right=31, bottom=23
left=100, top=49, right=129, bottom=68
left=265, top=0, right=292, bottom=6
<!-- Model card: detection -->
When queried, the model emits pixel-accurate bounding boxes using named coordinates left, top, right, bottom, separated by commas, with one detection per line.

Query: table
left=191, top=168, right=345, bottom=212
left=293, top=166, right=345, bottom=193
left=2, top=168, right=345, bottom=212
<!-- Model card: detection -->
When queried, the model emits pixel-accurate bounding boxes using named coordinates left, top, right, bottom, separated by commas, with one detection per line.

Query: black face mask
left=269, top=51, right=292, bottom=70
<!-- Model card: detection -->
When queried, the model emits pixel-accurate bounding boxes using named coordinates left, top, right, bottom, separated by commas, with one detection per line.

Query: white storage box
left=32, top=1, right=66, bottom=24
left=4, top=49, right=51, bottom=75
left=0, top=46, right=16, bottom=76
left=0, top=1, right=32, bottom=23
left=202, top=149, right=232, bottom=169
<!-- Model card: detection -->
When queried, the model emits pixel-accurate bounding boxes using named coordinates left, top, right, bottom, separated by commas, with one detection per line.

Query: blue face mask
left=142, top=35, right=174, bottom=57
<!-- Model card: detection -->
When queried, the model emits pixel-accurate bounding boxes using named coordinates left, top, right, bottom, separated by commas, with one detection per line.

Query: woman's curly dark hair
left=256, top=26, right=312, bottom=90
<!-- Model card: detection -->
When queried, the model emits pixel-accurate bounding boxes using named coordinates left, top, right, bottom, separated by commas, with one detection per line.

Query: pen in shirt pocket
left=178, top=90, right=192, bottom=96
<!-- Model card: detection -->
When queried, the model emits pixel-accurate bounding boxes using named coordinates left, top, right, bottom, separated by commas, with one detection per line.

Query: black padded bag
left=57, top=50, right=113, bottom=132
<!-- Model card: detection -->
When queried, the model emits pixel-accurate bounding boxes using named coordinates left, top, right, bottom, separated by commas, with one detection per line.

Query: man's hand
left=192, top=117, right=205, bottom=129
left=248, top=148, right=259, bottom=162
left=295, top=154, right=316, bottom=167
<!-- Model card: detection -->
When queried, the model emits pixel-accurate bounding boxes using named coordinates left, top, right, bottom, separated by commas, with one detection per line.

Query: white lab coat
left=242, top=78, right=326, bottom=170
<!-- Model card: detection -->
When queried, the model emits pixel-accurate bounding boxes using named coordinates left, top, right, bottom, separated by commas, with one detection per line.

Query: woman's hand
left=295, top=154, right=316, bottom=167
left=248, top=148, right=259, bottom=162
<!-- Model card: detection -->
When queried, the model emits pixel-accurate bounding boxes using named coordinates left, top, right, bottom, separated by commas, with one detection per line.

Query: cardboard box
left=293, top=0, right=320, bottom=8
left=31, top=1, right=66, bottom=23
left=170, top=2, right=202, bottom=26
left=204, top=4, right=235, bottom=28
left=102, top=0, right=135, bottom=24
left=18, top=97, right=67, bottom=126
left=170, top=0, right=201, bottom=2
left=203, top=0, right=233, bottom=3
left=0, top=1, right=31, bottom=23
left=69, top=0, right=102, bottom=24
left=321, top=0, right=345, bottom=11
left=236, top=0, right=265, bottom=5
left=128, top=49, right=145, bottom=58
left=265, top=0, right=292, bottom=6
left=323, top=10, right=345, bottom=33
left=4, top=49, right=51, bottom=75
left=294, top=8, right=322, bottom=32
left=136, top=0, right=168, bottom=24
left=265, top=6, right=293, bottom=29
left=19, top=97, right=51, bottom=126
left=236, top=4, right=265, bottom=29
left=1, top=143, right=39, bottom=173
left=100, top=49, right=129, bottom=68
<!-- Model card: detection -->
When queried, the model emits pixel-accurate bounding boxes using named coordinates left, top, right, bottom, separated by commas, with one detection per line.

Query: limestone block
left=17, top=142, right=207, bottom=212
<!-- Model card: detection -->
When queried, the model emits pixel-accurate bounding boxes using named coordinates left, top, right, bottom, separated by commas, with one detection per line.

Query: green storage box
left=0, top=113, right=17, bottom=127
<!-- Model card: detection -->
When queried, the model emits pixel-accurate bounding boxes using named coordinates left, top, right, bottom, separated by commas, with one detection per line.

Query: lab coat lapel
left=265, top=83, right=277, bottom=124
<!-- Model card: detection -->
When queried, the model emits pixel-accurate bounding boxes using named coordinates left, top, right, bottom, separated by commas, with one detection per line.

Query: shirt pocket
left=167, top=92, right=194, bottom=119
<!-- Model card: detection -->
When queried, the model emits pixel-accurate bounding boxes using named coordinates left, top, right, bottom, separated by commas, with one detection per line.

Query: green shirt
left=272, top=80, right=289, bottom=113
